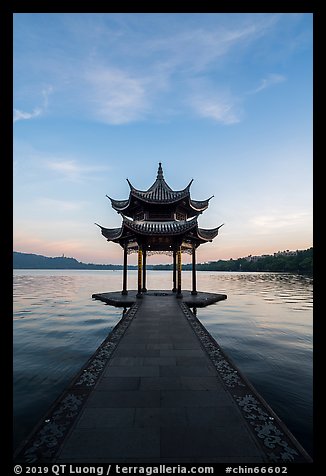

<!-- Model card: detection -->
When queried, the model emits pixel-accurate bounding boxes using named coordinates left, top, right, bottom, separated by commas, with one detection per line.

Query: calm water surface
left=13, top=270, right=313, bottom=456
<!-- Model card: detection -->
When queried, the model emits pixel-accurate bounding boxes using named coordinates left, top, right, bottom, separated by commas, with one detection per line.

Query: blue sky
left=13, top=13, right=313, bottom=265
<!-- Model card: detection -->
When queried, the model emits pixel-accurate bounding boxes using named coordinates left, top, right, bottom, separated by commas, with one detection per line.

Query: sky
left=13, top=13, right=313, bottom=265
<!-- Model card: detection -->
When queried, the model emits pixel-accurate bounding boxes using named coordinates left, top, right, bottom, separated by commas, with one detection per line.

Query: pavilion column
left=121, top=242, right=128, bottom=295
left=172, top=250, right=177, bottom=292
left=142, top=249, right=147, bottom=292
left=136, top=246, right=143, bottom=298
left=191, top=244, right=197, bottom=295
left=176, top=247, right=183, bottom=298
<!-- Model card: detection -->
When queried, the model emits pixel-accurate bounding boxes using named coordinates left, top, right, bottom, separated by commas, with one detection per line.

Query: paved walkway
left=55, top=295, right=266, bottom=463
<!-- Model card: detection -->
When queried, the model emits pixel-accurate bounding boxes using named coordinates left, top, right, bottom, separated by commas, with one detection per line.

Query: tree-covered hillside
left=13, top=248, right=313, bottom=274
left=154, top=248, right=313, bottom=274
left=184, top=247, right=313, bottom=274
left=13, top=252, right=125, bottom=270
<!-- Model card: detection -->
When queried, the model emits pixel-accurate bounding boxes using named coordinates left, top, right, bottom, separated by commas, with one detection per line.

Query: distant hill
left=13, top=252, right=131, bottom=270
left=13, top=248, right=313, bottom=274
left=183, top=247, right=312, bottom=274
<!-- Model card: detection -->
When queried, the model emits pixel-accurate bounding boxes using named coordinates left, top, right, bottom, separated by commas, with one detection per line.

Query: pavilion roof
left=108, top=163, right=212, bottom=216
left=127, top=162, right=192, bottom=203
left=122, top=216, right=198, bottom=235
left=97, top=163, right=222, bottom=250
left=96, top=217, right=223, bottom=248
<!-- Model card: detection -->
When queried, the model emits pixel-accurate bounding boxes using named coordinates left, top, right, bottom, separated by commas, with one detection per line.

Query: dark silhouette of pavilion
left=96, top=163, right=223, bottom=297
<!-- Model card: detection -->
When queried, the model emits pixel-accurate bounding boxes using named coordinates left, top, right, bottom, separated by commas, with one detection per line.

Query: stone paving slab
left=75, top=408, right=135, bottom=429
left=134, top=407, right=188, bottom=427
left=159, top=364, right=217, bottom=377
left=105, top=365, right=160, bottom=377
left=139, top=377, right=183, bottom=391
left=96, top=376, right=140, bottom=391
left=160, top=426, right=262, bottom=459
left=58, top=428, right=161, bottom=459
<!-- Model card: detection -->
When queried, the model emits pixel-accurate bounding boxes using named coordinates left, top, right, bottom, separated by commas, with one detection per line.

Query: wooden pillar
left=191, top=244, right=197, bottom=295
left=121, top=243, right=128, bottom=295
left=172, top=250, right=177, bottom=292
left=136, top=246, right=143, bottom=298
left=142, top=249, right=147, bottom=292
left=176, top=248, right=183, bottom=298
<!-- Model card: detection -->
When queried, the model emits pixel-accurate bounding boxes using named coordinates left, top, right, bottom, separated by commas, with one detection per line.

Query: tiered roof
left=107, top=163, right=213, bottom=219
left=97, top=163, right=223, bottom=250
left=98, top=217, right=223, bottom=242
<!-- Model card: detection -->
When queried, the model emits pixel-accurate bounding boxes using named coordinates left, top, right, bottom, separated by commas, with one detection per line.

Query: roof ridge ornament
left=186, top=179, right=194, bottom=189
left=157, top=162, right=164, bottom=180
left=126, top=178, right=134, bottom=190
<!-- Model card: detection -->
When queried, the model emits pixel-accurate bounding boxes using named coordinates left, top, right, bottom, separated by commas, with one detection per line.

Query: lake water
left=13, top=269, right=313, bottom=457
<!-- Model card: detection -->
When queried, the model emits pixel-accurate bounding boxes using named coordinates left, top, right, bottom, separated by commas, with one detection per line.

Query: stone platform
left=92, top=289, right=227, bottom=307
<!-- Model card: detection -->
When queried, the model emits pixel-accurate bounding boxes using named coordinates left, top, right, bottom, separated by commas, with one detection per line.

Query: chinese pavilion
left=96, top=163, right=223, bottom=298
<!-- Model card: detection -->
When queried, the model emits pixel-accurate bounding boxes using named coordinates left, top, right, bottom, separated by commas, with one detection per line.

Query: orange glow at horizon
left=14, top=235, right=313, bottom=266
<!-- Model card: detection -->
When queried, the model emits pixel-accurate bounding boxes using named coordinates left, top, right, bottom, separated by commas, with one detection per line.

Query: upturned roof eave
left=96, top=221, right=224, bottom=247
left=189, top=195, right=214, bottom=213
left=196, top=223, right=224, bottom=242
left=95, top=223, right=124, bottom=242
left=106, top=195, right=131, bottom=212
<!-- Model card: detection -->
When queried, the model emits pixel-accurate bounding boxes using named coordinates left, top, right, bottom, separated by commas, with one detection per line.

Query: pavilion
left=96, top=163, right=223, bottom=298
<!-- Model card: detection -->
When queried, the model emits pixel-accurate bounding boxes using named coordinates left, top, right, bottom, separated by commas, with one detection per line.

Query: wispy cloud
left=190, top=88, right=242, bottom=125
left=47, top=160, right=81, bottom=176
left=14, top=85, right=53, bottom=123
left=13, top=14, right=300, bottom=130
left=46, top=158, right=110, bottom=181
left=14, top=15, right=284, bottom=126
left=85, top=67, right=150, bottom=124
left=142, top=25, right=259, bottom=76
left=80, top=18, right=279, bottom=125
left=13, top=107, right=42, bottom=123
left=249, top=73, right=286, bottom=94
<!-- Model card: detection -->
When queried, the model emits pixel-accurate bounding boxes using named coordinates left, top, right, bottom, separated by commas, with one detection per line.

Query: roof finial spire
left=157, top=162, right=164, bottom=180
